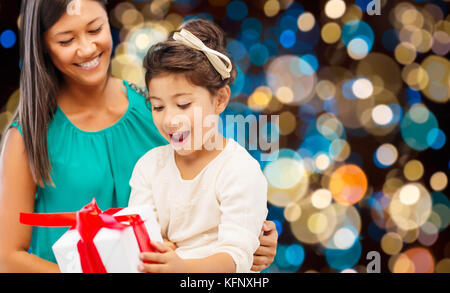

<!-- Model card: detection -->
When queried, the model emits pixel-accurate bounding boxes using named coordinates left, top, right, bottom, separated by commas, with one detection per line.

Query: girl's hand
left=251, top=220, right=278, bottom=272
left=137, top=242, right=187, bottom=273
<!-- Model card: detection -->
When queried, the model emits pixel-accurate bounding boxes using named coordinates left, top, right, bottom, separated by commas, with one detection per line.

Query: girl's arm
left=138, top=242, right=236, bottom=273
left=138, top=222, right=278, bottom=273
left=0, top=128, right=60, bottom=273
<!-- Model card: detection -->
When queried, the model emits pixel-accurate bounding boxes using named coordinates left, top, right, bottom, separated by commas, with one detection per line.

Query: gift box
left=20, top=198, right=163, bottom=273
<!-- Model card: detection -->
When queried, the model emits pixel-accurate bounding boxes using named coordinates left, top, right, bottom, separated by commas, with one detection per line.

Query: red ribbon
left=20, top=198, right=155, bottom=273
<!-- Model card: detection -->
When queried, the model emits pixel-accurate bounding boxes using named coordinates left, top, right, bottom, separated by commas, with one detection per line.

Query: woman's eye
left=153, top=106, right=164, bottom=111
left=89, top=26, right=103, bottom=34
left=178, top=103, right=191, bottom=109
left=59, top=39, right=74, bottom=46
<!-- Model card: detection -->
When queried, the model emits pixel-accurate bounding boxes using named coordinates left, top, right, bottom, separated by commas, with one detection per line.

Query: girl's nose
left=164, top=113, right=190, bottom=132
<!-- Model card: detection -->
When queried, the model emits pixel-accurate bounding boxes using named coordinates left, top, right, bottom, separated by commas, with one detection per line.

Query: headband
left=172, top=29, right=232, bottom=80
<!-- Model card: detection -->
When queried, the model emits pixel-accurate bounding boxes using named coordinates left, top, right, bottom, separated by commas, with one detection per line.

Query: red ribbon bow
left=20, top=198, right=155, bottom=273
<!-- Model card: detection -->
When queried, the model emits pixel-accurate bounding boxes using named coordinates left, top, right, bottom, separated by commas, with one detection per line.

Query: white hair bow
left=172, top=29, right=232, bottom=80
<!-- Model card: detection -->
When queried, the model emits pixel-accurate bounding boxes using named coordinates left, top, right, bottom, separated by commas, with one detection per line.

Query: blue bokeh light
left=406, top=88, right=422, bottom=105
left=226, top=40, right=247, bottom=62
left=342, top=20, right=375, bottom=52
left=242, top=17, right=263, bottom=41
left=280, top=30, right=296, bottom=48
left=401, top=105, right=439, bottom=151
left=298, top=104, right=317, bottom=121
left=325, top=238, right=362, bottom=271
left=229, top=64, right=245, bottom=98
left=285, top=244, right=305, bottom=267
left=249, top=43, right=270, bottom=66
left=226, top=1, right=248, bottom=21
left=427, top=128, right=446, bottom=150
left=279, top=15, right=298, bottom=32
left=299, top=54, right=319, bottom=75
left=0, top=30, right=16, bottom=49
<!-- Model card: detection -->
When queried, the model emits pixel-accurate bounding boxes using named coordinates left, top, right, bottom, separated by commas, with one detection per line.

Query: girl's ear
left=214, top=86, right=230, bottom=115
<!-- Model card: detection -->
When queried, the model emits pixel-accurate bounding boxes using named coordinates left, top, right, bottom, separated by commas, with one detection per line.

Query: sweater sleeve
left=214, top=155, right=268, bottom=273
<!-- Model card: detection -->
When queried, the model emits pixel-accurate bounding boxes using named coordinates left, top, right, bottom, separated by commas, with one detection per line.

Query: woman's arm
left=0, top=128, right=60, bottom=273
left=252, top=220, right=278, bottom=271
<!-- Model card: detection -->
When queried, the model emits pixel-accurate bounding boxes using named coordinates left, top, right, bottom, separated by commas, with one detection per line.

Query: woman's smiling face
left=43, top=0, right=112, bottom=87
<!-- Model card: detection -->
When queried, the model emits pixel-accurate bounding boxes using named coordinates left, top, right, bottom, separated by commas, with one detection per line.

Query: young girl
left=128, top=19, right=268, bottom=273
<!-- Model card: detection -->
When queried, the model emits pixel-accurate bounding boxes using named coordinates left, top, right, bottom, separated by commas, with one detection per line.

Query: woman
left=0, top=0, right=277, bottom=273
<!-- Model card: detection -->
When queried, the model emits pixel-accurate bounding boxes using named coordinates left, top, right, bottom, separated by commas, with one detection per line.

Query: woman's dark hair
left=5, top=0, right=107, bottom=186
left=143, top=19, right=237, bottom=96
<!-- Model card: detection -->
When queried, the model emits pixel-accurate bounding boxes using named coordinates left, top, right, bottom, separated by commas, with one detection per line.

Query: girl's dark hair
left=143, top=19, right=237, bottom=96
left=5, top=0, right=107, bottom=186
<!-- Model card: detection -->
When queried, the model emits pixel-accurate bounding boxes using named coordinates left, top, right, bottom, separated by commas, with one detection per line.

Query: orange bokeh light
left=393, top=247, right=435, bottom=273
left=329, top=164, right=368, bottom=205
left=404, top=247, right=435, bottom=273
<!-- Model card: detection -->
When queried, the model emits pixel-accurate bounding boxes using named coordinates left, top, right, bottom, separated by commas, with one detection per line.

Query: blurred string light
left=374, top=143, right=398, bottom=168
left=1, top=0, right=449, bottom=273
left=325, top=0, right=346, bottom=20
left=267, top=55, right=317, bottom=105
left=264, top=0, right=281, bottom=18
left=297, top=12, right=315, bottom=32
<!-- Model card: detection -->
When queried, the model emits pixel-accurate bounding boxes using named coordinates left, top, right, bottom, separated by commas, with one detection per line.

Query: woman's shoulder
left=125, top=81, right=149, bottom=99
left=122, top=80, right=149, bottom=105
left=9, top=120, right=23, bottom=136
left=122, top=80, right=153, bottom=115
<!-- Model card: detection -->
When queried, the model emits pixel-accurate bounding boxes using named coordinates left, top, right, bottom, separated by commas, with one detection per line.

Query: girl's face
left=148, top=73, right=229, bottom=157
left=43, top=0, right=112, bottom=87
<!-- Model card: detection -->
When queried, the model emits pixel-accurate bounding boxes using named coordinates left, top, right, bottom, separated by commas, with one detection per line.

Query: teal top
left=10, top=80, right=168, bottom=263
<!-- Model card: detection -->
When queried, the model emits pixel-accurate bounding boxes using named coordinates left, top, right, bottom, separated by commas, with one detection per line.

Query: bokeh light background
left=0, top=0, right=449, bottom=273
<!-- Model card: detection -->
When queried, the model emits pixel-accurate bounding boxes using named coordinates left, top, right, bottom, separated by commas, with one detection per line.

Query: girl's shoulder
left=225, top=139, right=261, bottom=165
left=135, top=143, right=172, bottom=171
left=217, top=139, right=264, bottom=177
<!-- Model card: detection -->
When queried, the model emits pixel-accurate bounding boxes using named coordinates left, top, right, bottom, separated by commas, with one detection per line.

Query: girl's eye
left=153, top=106, right=164, bottom=111
left=59, top=39, right=74, bottom=46
left=178, top=103, right=191, bottom=109
left=89, top=26, right=103, bottom=34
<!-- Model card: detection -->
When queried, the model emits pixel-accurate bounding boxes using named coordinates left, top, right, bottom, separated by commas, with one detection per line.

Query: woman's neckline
left=55, top=80, right=131, bottom=135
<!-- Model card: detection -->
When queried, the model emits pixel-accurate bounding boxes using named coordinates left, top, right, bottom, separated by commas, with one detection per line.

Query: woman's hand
left=138, top=242, right=187, bottom=273
left=252, top=220, right=278, bottom=272
left=163, top=238, right=177, bottom=251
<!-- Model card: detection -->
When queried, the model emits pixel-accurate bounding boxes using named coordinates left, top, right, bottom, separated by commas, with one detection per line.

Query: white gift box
left=52, top=205, right=163, bottom=273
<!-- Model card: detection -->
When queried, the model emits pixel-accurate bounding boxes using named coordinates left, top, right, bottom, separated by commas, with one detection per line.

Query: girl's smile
left=169, top=130, right=191, bottom=148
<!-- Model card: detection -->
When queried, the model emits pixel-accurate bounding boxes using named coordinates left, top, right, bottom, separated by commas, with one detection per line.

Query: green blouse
left=10, top=80, right=167, bottom=263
